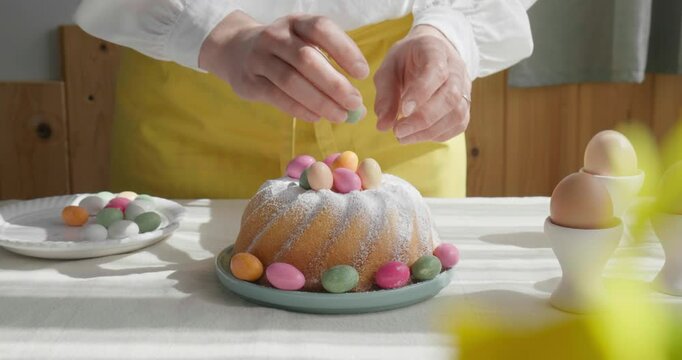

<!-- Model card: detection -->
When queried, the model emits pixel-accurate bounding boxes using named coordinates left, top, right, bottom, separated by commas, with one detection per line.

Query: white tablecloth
left=0, top=198, right=675, bottom=359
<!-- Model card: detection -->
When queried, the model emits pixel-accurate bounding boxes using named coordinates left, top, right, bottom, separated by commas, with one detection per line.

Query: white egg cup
left=544, top=217, right=623, bottom=314
left=652, top=213, right=682, bottom=296
left=579, top=169, right=644, bottom=217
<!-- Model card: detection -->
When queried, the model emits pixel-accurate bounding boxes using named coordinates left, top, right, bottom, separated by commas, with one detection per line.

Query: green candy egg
left=321, top=265, right=359, bottom=293
left=411, top=255, right=442, bottom=281
left=96, top=191, right=115, bottom=202
left=299, top=168, right=312, bottom=190
left=135, top=194, right=155, bottom=205
left=134, top=211, right=162, bottom=233
left=346, top=107, right=364, bottom=124
left=96, top=208, right=123, bottom=228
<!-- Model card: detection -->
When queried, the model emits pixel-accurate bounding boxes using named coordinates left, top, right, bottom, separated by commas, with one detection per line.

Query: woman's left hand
left=374, top=25, right=472, bottom=144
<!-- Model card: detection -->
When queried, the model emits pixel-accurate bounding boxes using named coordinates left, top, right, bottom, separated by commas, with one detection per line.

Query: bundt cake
left=233, top=173, right=440, bottom=292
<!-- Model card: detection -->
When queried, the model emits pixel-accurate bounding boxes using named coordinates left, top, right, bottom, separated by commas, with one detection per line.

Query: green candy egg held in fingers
left=96, top=208, right=123, bottom=228
left=411, top=255, right=442, bottom=281
left=134, top=211, right=162, bottom=233
left=321, top=265, right=359, bottom=293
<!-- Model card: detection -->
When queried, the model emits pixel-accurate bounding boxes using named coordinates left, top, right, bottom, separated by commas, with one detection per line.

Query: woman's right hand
left=199, top=11, right=369, bottom=123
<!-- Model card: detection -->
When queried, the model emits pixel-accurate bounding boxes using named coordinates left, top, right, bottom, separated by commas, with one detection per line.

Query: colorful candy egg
left=107, top=220, right=140, bottom=239
left=332, top=168, right=362, bottom=194
left=124, top=203, right=146, bottom=221
left=286, top=155, right=316, bottom=179
left=79, top=195, right=106, bottom=215
left=411, top=255, right=442, bottom=281
left=134, top=211, right=162, bottom=233
left=230, top=252, right=264, bottom=282
left=375, top=261, right=411, bottom=289
left=322, top=265, right=359, bottom=293
left=266, top=263, right=305, bottom=291
left=357, top=158, right=382, bottom=190
left=346, top=107, right=364, bottom=124
left=96, top=208, right=124, bottom=228
left=135, top=194, right=155, bottom=204
left=97, top=191, right=115, bottom=202
left=118, top=191, right=138, bottom=200
left=433, top=243, right=460, bottom=268
left=83, top=224, right=108, bottom=242
left=306, top=162, right=333, bottom=191
left=105, top=197, right=131, bottom=212
left=331, top=151, right=359, bottom=171
left=323, top=153, right=341, bottom=167
left=61, top=206, right=89, bottom=227
left=299, top=168, right=312, bottom=190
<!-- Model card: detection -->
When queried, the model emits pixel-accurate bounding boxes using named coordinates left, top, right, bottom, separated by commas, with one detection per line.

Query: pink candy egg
left=266, top=262, right=305, bottom=291
left=105, top=197, right=131, bottom=212
left=375, top=261, right=410, bottom=289
left=323, top=153, right=341, bottom=167
left=433, top=243, right=460, bottom=268
left=332, top=168, right=362, bottom=194
left=286, top=155, right=316, bottom=179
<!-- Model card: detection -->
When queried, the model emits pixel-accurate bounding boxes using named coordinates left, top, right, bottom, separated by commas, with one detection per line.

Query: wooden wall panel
left=505, top=85, right=579, bottom=196
left=577, top=76, right=654, bottom=152
left=0, top=82, right=69, bottom=199
left=61, top=26, right=120, bottom=194
left=466, top=72, right=506, bottom=196
left=652, top=74, right=682, bottom=140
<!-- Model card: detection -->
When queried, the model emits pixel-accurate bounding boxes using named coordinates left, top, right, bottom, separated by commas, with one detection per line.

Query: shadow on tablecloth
left=478, top=231, right=550, bottom=249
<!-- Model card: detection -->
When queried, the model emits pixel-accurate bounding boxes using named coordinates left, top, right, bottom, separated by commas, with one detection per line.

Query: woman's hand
left=374, top=25, right=472, bottom=144
left=199, top=11, right=369, bottom=123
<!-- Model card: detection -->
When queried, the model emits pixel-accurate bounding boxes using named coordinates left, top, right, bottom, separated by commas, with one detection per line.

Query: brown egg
left=584, top=130, right=638, bottom=176
left=657, top=162, right=682, bottom=214
left=550, top=172, right=615, bottom=229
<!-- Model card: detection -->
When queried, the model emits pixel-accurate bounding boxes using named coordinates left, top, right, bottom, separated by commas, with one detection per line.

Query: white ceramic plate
left=0, top=194, right=185, bottom=259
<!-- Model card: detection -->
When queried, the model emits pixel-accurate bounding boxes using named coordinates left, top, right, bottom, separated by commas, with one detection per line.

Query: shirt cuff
left=167, top=1, right=238, bottom=71
left=412, top=5, right=480, bottom=79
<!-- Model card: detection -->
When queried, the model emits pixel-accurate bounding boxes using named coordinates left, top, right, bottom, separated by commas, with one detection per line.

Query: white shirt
left=74, top=0, right=537, bottom=79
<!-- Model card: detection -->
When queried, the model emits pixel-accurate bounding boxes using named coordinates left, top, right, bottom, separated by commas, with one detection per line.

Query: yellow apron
left=111, top=15, right=466, bottom=199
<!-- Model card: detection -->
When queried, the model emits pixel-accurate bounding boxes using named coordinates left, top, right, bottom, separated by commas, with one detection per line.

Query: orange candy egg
left=230, top=252, right=264, bottom=282
left=331, top=151, right=359, bottom=172
left=61, top=206, right=89, bottom=227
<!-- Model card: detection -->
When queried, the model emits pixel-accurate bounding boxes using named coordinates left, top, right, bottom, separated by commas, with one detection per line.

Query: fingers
left=373, top=58, right=400, bottom=132
left=397, top=108, right=470, bottom=144
left=269, top=34, right=363, bottom=111
left=394, top=78, right=463, bottom=139
left=399, top=41, right=449, bottom=117
left=255, top=56, right=348, bottom=123
left=252, top=77, right=321, bottom=122
left=292, top=15, right=370, bottom=79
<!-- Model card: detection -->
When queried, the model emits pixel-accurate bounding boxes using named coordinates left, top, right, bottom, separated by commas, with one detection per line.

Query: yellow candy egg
left=332, top=151, right=359, bottom=171
left=357, top=158, right=382, bottom=190
left=230, top=252, right=264, bottom=282
left=61, top=206, right=89, bottom=227
left=118, top=191, right=138, bottom=200
left=307, top=161, right=334, bottom=191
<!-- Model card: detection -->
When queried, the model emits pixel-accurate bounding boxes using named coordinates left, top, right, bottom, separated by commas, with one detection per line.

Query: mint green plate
left=215, top=245, right=454, bottom=314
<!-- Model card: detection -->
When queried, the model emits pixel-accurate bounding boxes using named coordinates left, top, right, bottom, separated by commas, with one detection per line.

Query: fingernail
left=402, top=101, right=416, bottom=117
left=352, top=61, right=370, bottom=78
left=394, top=123, right=414, bottom=138
left=347, top=92, right=363, bottom=109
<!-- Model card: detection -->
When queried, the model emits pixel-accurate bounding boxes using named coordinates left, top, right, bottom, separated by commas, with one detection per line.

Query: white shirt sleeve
left=74, top=0, right=240, bottom=71
left=412, top=0, right=537, bottom=79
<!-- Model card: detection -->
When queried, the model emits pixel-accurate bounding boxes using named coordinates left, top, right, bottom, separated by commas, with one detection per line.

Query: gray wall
left=0, top=0, right=82, bottom=81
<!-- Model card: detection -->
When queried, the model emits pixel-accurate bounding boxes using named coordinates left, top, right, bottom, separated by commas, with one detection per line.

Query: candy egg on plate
left=266, top=263, right=305, bottom=291
left=411, top=255, right=442, bottom=281
left=321, top=265, right=359, bottom=293
left=107, top=220, right=140, bottom=239
left=61, top=206, right=89, bottom=227
left=230, top=252, right=264, bottom=282
left=286, top=155, right=315, bottom=179
left=332, top=168, right=361, bottom=194
left=433, top=243, right=460, bottom=269
left=96, top=208, right=124, bottom=228
left=134, top=212, right=162, bottom=233
left=375, top=261, right=410, bottom=289
left=79, top=195, right=106, bottom=215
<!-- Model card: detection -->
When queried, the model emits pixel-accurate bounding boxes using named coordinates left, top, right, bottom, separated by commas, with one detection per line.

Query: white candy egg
left=79, top=195, right=106, bottom=215
left=124, top=203, right=146, bottom=221
left=107, top=220, right=140, bottom=239
left=83, top=224, right=108, bottom=242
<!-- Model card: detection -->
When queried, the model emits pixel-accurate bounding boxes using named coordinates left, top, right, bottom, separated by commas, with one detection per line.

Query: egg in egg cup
left=546, top=172, right=622, bottom=314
